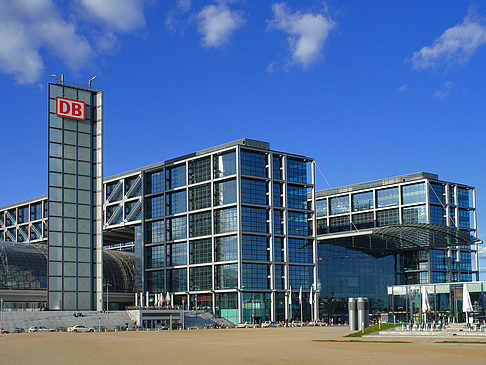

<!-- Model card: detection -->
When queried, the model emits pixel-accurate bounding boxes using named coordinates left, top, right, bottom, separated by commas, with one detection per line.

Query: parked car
left=28, top=326, right=55, bottom=333
left=291, top=321, right=303, bottom=327
left=67, top=325, right=94, bottom=333
left=236, top=322, right=258, bottom=328
left=14, top=327, right=25, bottom=333
left=261, top=321, right=273, bottom=328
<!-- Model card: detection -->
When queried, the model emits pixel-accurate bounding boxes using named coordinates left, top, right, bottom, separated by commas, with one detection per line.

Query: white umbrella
left=463, top=285, right=473, bottom=324
left=421, top=287, right=431, bottom=324
left=166, top=292, right=171, bottom=307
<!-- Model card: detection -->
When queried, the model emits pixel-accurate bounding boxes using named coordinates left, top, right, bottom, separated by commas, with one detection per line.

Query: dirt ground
left=1, top=326, right=486, bottom=365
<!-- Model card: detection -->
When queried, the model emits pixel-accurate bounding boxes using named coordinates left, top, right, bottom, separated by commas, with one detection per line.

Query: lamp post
left=0, top=298, right=3, bottom=334
left=104, top=283, right=112, bottom=318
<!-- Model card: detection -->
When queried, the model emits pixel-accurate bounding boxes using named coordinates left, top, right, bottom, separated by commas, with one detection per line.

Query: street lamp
left=104, top=283, right=112, bottom=317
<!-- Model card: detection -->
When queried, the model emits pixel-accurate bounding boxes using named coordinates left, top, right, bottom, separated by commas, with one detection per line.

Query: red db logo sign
left=56, top=97, right=85, bottom=120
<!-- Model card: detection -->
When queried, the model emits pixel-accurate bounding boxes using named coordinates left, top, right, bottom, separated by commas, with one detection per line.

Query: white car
left=28, top=326, right=55, bottom=333
left=236, top=322, right=258, bottom=328
left=67, top=325, right=94, bottom=333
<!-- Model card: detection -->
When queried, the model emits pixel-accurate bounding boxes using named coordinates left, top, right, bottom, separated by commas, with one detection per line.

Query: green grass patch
left=345, top=323, right=402, bottom=337
left=435, top=341, right=486, bottom=344
left=313, top=339, right=410, bottom=344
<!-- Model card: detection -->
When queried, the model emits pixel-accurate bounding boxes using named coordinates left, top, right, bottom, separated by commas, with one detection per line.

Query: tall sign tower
left=47, top=79, right=103, bottom=311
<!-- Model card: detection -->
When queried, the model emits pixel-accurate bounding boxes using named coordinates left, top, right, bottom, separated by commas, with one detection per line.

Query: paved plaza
left=1, top=326, right=486, bottom=364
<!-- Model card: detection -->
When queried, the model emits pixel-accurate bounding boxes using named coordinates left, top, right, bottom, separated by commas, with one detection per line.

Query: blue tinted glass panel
left=402, top=183, right=426, bottom=205
left=286, top=159, right=307, bottom=183
left=242, top=235, right=269, bottom=261
left=329, top=196, right=349, bottom=215
left=241, top=179, right=267, bottom=205
left=376, top=187, right=399, bottom=208
left=241, top=150, right=267, bottom=178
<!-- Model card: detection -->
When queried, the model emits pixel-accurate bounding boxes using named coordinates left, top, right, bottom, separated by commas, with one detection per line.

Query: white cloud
left=197, top=2, right=245, bottom=48
left=433, top=81, right=455, bottom=100
left=268, top=2, right=335, bottom=68
left=0, top=0, right=92, bottom=84
left=79, top=0, right=146, bottom=32
left=165, top=0, right=192, bottom=32
left=411, top=13, right=486, bottom=70
left=397, top=84, right=407, bottom=93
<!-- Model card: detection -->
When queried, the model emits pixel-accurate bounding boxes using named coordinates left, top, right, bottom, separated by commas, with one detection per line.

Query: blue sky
left=0, top=1, right=485, bottom=274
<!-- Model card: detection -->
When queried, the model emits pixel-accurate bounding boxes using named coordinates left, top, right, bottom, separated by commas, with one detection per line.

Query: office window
left=242, top=264, right=269, bottom=290
left=288, top=212, right=309, bottom=236
left=273, top=237, right=284, bottom=262
left=168, top=268, right=187, bottom=292
left=286, top=158, right=307, bottom=183
left=214, top=207, right=237, bottom=234
left=166, top=190, right=186, bottom=215
left=166, top=216, right=187, bottom=241
left=215, top=235, right=238, bottom=262
left=148, top=220, right=165, bottom=243
left=316, top=199, right=327, bottom=217
left=273, top=155, right=282, bottom=180
left=214, top=150, right=236, bottom=178
left=189, top=211, right=212, bottom=237
left=288, top=265, right=313, bottom=290
left=287, top=185, right=308, bottom=210
left=189, top=156, right=211, bottom=184
left=376, top=187, right=399, bottom=208
left=430, top=206, right=445, bottom=225
left=316, top=219, right=328, bottom=235
left=329, top=196, right=350, bottom=215
left=274, top=265, right=285, bottom=289
left=214, top=179, right=236, bottom=206
left=190, top=266, right=212, bottom=290
left=189, top=184, right=211, bottom=211
left=241, top=207, right=268, bottom=233
left=190, top=238, right=212, bottom=264
left=147, top=171, right=164, bottom=194
left=242, top=235, right=269, bottom=261
left=352, top=212, right=374, bottom=229
left=241, top=150, right=267, bottom=177
left=458, top=209, right=472, bottom=229
left=402, top=183, right=426, bottom=205
left=329, top=215, right=350, bottom=233
left=147, top=245, right=165, bottom=268
left=429, top=183, right=445, bottom=204
left=273, top=210, right=283, bottom=235
left=166, top=164, right=186, bottom=189
left=147, top=271, right=165, bottom=293
left=167, top=242, right=187, bottom=266
left=352, top=191, right=373, bottom=212
left=376, top=208, right=399, bottom=227
left=215, top=264, right=238, bottom=289
left=288, top=238, right=313, bottom=263
left=241, top=178, right=268, bottom=205
left=272, top=183, right=283, bottom=207
left=146, top=195, right=164, bottom=219
left=458, top=188, right=472, bottom=207
left=402, top=205, right=426, bottom=224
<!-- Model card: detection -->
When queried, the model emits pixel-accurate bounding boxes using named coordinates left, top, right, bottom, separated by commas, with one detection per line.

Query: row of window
left=146, top=264, right=313, bottom=292
left=316, top=183, right=474, bottom=217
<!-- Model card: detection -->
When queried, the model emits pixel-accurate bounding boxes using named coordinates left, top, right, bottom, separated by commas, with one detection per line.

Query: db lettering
left=56, top=97, right=85, bottom=120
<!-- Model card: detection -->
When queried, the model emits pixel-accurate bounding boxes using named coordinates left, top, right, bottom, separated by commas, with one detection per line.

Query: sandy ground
left=1, top=327, right=486, bottom=365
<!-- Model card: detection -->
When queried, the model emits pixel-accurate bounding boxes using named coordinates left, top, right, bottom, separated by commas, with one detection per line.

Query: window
left=147, top=271, right=164, bottom=293
left=376, top=187, right=399, bottom=208
left=166, top=216, right=187, bottom=240
left=274, top=265, right=285, bottom=289
left=287, top=185, right=308, bottom=210
left=329, top=196, right=350, bottom=215
left=458, top=209, right=472, bottom=229
left=214, top=179, right=236, bottom=206
left=166, top=164, right=186, bottom=189
left=147, top=171, right=164, bottom=194
left=376, top=209, right=399, bottom=227
left=286, top=158, right=307, bottom=183
left=241, top=207, right=268, bottom=233
left=241, top=150, right=267, bottom=177
left=352, top=191, right=373, bottom=211
left=402, top=183, right=426, bottom=205
left=214, top=150, right=236, bottom=178
left=273, top=210, right=283, bottom=234
left=215, top=264, right=238, bottom=289
left=189, top=156, right=211, bottom=184
left=168, top=268, right=187, bottom=292
left=166, top=190, right=186, bottom=215
left=242, top=235, right=269, bottom=261
left=189, top=211, right=212, bottom=237
left=147, top=195, right=164, bottom=218
left=329, top=216, right=350, bottom=233
left=316, top=199, right=327, bottom=217
left=148, top=220, right=165, bottom=243
left=167, top=242, right=187, bottom=266
left=430, top=206, right=445, bottom=225
left=288, top=212, right=309, bottom=236
left=316, top=219, right=328, bottom=234
left=402, top=205, right=426, bottom=224
left=288, top=238, right=313, bottom=263
left=190, top=238, right=212, bottom=264
left=189, top=184, right=211, bottom=211
left=352, top=212, right=374, bottom=229
left=242, top=264, right=269, bottom=290
left=214, top=207, right=237, bottom=234
left=288, top=265, right=313, bottom=290
left=273, top=237, right=284, bottom=262
left=241, top=179, right=267, bottom=205
left=215, top=235, right=237, bottom=261
left=190, top=266, right=212, bottom=290
left=272, top=183, right=283, bottom=207
left=458, top=188, right=471, bottom=207
left=273, top=155, right=282, bottom=180
left=429, top=183, right=445, bottom=204
left=147, top=245, right=165, bottom=268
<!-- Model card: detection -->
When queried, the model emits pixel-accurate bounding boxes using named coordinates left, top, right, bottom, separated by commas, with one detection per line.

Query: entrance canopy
left=317, top=224, right=481, bottom=258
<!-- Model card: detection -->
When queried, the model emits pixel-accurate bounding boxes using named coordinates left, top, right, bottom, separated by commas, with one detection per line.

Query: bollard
left=348, top=298, right=358, bottom=331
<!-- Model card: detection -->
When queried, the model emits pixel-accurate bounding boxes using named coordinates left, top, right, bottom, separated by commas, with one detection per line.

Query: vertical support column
left=472, top=188, right=479, bottom=281
left=236, top=146, right=243, bottom=324
left=268, top=154, right=275, bottom=322
left=282, top=155, right=289, bottom=322
left=311, top=160, right=318, bottom=321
